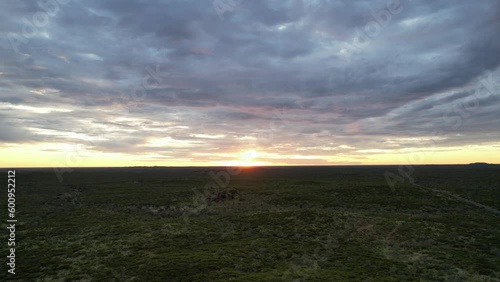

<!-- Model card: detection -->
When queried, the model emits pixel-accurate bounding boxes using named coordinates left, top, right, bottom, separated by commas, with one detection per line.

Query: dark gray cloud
left=1, top=0, right=499, bottom=163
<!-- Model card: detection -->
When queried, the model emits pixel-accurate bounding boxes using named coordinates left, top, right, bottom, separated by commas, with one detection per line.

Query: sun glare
left=238, top=150, right=259, bottom=166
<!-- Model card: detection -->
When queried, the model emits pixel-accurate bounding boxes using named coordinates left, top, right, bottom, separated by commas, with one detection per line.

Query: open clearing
left=1, top=165, right=499, bottom=281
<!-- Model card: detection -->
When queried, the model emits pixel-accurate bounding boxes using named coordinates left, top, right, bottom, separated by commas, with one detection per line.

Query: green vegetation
left=1, top=166, right=499, bottom=281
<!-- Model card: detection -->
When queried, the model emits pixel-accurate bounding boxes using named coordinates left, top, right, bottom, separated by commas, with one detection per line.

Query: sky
left=1, top=0, right=500, bottom=167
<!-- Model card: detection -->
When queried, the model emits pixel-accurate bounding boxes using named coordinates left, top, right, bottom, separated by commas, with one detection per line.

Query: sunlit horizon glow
left=1, top=1, right=500, bottom=167
left=1, top=143, right=499, bottom=167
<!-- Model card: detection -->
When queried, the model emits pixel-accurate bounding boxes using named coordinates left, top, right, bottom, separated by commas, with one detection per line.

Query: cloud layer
left=1, top=0, right=500, bottom=165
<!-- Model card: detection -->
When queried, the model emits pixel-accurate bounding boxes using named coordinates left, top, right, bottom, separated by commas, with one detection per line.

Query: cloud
left=1, top=0, right=499, bottom=164
left=0, top=113, right=34, bottom=142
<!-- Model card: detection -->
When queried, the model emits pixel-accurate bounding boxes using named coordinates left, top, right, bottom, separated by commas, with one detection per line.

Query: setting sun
left=237, top=150, right=259, bottom=167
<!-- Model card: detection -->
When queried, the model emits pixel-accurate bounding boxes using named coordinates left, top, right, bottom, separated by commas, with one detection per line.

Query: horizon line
left=2, top=163, right=498, bottom=169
